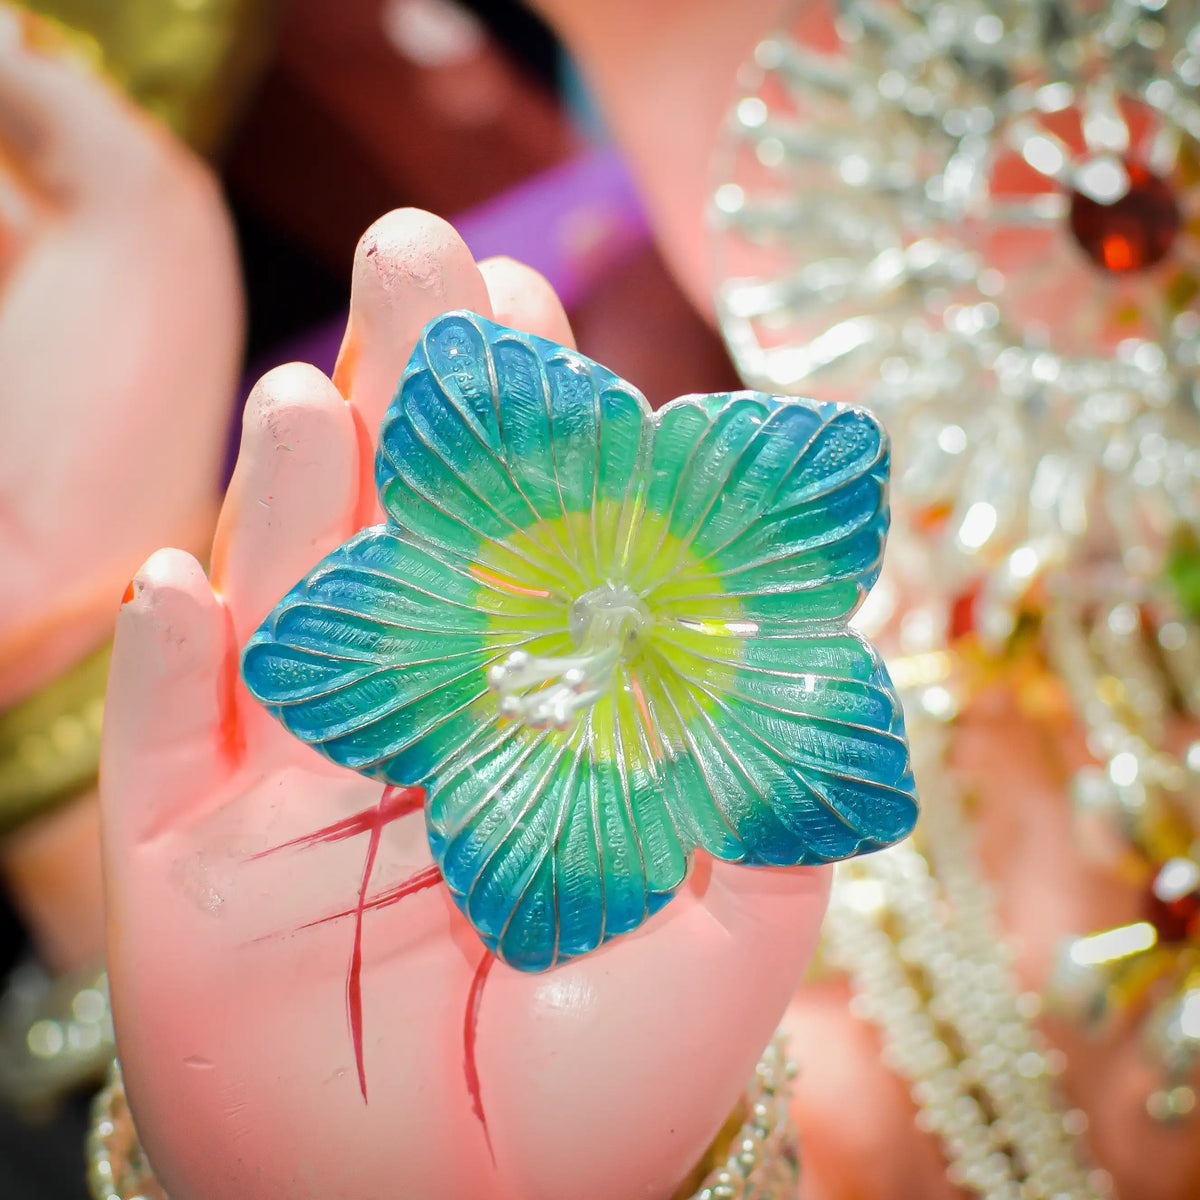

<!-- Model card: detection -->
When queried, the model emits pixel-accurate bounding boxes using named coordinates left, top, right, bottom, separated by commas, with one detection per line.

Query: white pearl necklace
left=824, top=720, right=1113, bottom=1200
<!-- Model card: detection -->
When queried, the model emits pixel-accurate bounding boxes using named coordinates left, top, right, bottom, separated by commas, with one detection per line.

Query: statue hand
left=101, top=209, right=829, bottom=1200
left=0, top=6, right=241, bottom=703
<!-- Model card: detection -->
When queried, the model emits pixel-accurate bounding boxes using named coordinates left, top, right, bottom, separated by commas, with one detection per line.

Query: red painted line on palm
left=250, top=785, right=424, bottom=860
left=299, top=864, right=442, bottom=930
left=253, top=783, right=429, bottom=1102
left=464, top=952, right=497, bottom=1164
left=346, top=785, right=428, bottom=1102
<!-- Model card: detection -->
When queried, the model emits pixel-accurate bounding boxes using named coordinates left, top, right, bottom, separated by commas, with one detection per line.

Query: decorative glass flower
left=241, top=311, right=918, bottom=971
left=712, top=0, right=1200, bottom=632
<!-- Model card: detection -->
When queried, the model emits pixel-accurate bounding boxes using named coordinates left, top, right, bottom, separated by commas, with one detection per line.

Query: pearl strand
left=693, top=1035, right=801, bottom=1200
left=824, top=722, right=1112, bottom=1200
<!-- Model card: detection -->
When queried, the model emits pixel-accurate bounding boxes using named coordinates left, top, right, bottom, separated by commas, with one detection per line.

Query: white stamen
left=488, top=584, right=649, bottom=731
left=488, top=643, right=621, bottom=730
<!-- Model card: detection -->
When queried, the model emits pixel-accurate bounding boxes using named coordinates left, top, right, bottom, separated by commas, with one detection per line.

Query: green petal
left=427, top=686, right=690, bottom=971
left=640, top=398, right=889, bottom=626
left=376, top=311, right=652, bottom=593
left=242, top=526, right=560, bottom=782
left=644, top=625, right=918, bottom=863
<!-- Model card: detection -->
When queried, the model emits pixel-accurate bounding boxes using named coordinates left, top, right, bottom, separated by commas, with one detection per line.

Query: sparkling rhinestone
left=1068, top=161, right=1180, bottom=272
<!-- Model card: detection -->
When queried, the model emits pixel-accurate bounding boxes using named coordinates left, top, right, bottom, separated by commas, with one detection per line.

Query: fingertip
left=478, top=256, right=576, bottom=348
left=334, top=208, right=493, bottom=433
left=115, top=548, right=219, bottom=656
left=211, top=361, right=359, bottom=629
left=351, top=209, right=491, bottom=316
left=241, top=359, right=345, bottom=422
left=232, top=362, right=356, bottom=469
left=110, top=548, right=224, bottom=717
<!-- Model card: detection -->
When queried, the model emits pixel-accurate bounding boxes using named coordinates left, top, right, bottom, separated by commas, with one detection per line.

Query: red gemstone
left=1144, top=890, right=1200, bottom=942
left=948, top=581, right=981, bottom=642
left=1069, top=162, right=1181, bottom=272
left=1144, top=859, right=1200, bottom=942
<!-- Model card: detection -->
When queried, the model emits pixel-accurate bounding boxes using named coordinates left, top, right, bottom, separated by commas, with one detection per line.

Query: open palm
left=101, top=210, right=829, bottom=1200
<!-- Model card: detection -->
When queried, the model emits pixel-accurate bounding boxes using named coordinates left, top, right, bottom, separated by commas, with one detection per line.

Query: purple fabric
left=226, top=147, right=650, bottom=483
left=243, top=147, right=650, bottom=386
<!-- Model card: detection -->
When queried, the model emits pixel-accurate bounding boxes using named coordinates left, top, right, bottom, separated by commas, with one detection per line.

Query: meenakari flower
left=241, top=311, right=918, bottom=971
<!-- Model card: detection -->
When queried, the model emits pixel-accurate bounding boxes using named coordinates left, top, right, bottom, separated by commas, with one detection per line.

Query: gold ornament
left=12, top=0, right=281, bottom=153
left=0, top=641, right=108, bottom=834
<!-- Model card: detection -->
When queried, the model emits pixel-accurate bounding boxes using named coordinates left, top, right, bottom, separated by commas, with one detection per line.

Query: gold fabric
left=15, top=0, right=281, bottom=153
left=0, top=642, right=109, bottom=835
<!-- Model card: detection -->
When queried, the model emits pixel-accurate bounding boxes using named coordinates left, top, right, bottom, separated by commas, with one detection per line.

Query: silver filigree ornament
left=712, top=0, right=1200, bottom=640
left=709, top=0, right=1200, bottom=1134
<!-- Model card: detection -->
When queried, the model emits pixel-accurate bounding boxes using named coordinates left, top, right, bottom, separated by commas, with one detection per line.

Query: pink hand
left=0, top=6, right=242, bottom=704
left=101, top=210, right=829, bottom=1200
left=0, top=5, right=241, bottom=969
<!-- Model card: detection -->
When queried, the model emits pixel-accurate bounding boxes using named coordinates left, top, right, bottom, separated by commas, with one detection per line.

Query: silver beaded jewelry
left=86, top=1037, right=801, bottom=1200
left=825, top=713, right=1112, bottom=1200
